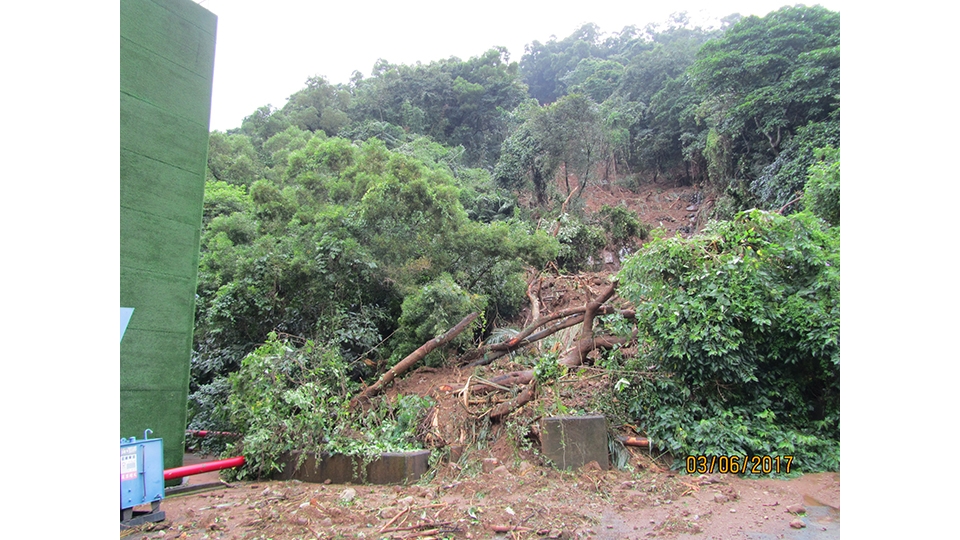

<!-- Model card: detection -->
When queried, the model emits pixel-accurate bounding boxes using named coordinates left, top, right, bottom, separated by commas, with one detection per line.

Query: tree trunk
left=350, top=312, right=479, bottom=410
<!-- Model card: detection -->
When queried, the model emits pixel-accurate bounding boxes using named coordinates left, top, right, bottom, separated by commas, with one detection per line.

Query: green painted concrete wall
left=120, top=0, right=216, bottom=472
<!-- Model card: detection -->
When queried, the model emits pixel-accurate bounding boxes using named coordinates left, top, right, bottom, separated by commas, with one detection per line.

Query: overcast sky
left=194, top=0, right=841, bottom=132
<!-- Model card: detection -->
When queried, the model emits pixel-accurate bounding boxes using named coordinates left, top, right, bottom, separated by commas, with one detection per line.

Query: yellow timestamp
left=685, top=455, right=794, bottom=475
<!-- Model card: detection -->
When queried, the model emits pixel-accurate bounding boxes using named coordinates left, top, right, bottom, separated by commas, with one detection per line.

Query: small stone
left=396, top=496, right=414, bottom=508
left=699, top=474, right=722, bottom=485
left=482, top=458, right=500, bottom=473
left=581, top=460, right=602, bottom=472
left=320, top=517, right=333, bottom=527
left=714, top=494, right=729, bottom=504
left=548, top=529, right=562, bottom=539
left=785, top=504, right=806, bottom=514
left=491, top=465, right=512, bottom=477
left=790, top=519, right=806, bottom=529
left=517, top=461, right=535, bottom=476
left=730, top=508, right=736, bottom=513
left=339, top=488, right=357, bottom=503
left=380, top=507, right=399, bottom=520
left=687, top=205, right=698, bottom=211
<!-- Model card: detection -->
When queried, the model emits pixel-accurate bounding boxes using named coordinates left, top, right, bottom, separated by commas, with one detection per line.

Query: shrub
left=222, top=334, right=433, bottom=479
left=802, top=146, right=840, bottom=226
left=616, top=209, right=839, bottom=473
left=224, top=334, right=355, bottom=478
left=556, top=214, right=606, bottom=272
left=392, top=274, right=486, bottom=366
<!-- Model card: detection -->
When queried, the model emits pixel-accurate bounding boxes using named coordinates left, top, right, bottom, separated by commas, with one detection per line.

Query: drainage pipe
left=618, top=436, right=651, bottom=448
left=164, top=456, right=246, bottom=481
left=186, top=430, right=241, bottom=438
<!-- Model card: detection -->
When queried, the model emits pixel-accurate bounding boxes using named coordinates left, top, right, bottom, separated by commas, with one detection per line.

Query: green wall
left=120, top=0, right=216, bottom=472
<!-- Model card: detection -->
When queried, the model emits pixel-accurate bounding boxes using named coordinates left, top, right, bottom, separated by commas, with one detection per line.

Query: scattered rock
left=790, top=519, right=806, bottom=529
left=482, top=458, right=500, bottom=473
left=786, top=504, right=806, bottom=514
left=720, top=485, right=740, bottom=501
left=396, top=496, right=415, bottom=508
left=687, top=204, right=698, bottom=211
left=491, top=465, right=512, bottom=477
left=714, top=494, right=730, bottom=504
left=380, top=506, right=399, bottom=519
left=581, top=460, right=603, bottom=472
left=339, top=488, right=357, bottom=503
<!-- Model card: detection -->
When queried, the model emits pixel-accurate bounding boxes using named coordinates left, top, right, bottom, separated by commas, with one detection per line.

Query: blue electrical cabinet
left=120, top=430, right=165, bottom=525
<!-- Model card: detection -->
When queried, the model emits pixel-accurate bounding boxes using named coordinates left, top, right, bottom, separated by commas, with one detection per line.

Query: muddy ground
left=122, top=448, right=838, bottom=540
left=123, top=361, right=839, bottom=540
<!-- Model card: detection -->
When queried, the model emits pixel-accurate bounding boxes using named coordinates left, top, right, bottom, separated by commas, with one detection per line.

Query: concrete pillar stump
left=540, top=415, right=609, bottom=470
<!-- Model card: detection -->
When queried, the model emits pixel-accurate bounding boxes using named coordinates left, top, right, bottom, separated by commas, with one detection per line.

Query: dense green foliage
left=802, top=146, right=840, bottom=226
left=223, top=333, right=432, bottom=478
left=190, top=133, right=560, bottom=438
left=190, top=6, right=840, bottom=474
left=615, top=209, right=839, bottom=472
left=690, top=5, right=840, bottom=209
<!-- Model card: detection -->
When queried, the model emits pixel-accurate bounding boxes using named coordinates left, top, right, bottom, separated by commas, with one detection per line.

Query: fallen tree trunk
left=350, top=312, right=479, bottom=410
left=459, top=305, right=591, bottom=365
left=467, top=313, right=587, bottom=367
left=559, top=334, right=633, bottom=367
left=488, top=380, right=537, bottom=420
left=478, top=280, right=630, bottom=419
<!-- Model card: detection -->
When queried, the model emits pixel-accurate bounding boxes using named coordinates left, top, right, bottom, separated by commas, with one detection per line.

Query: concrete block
left=278, top=451, right=431, bottom=485
left=540, top=415, right=609, bottom=470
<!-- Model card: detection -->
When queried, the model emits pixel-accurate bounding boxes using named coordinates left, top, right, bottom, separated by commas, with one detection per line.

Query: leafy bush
left=222, top=333, right=433, bottom=479
left=616, top=209, right=839, bottom=473
left=750, top=121, right=840, bottom=210
left=223, top=334, right=355, bottom=478
left=598, top=204, right=648, bottom=245
left=556, top=214, right=606, bottom=272
left=802, top=146, right=840, bottom=226
left=392, top=274, right=486, bottom=366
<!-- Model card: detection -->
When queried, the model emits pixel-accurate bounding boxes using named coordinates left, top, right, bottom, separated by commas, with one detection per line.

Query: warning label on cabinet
left=120, top=446, right=138, bottom=481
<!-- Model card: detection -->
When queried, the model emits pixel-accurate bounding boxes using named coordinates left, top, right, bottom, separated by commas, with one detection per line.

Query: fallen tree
left=350, top=312, right=479, bottom=411
left=456, top=279, right=637, bottom=419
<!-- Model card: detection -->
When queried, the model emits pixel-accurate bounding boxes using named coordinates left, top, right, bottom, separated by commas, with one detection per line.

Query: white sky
left=195, top=0, right=842, bottom=132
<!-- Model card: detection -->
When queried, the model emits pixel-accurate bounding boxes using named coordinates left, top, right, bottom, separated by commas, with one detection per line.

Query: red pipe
left=186, top=430, right=241, bottom=438
left=619, top=436, right=650, bottom=448
left=164, top=456, right=245, bottom=480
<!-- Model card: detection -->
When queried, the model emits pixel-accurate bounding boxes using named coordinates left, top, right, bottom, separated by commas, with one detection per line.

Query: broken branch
left=351, top=312, right=479, bottom=410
